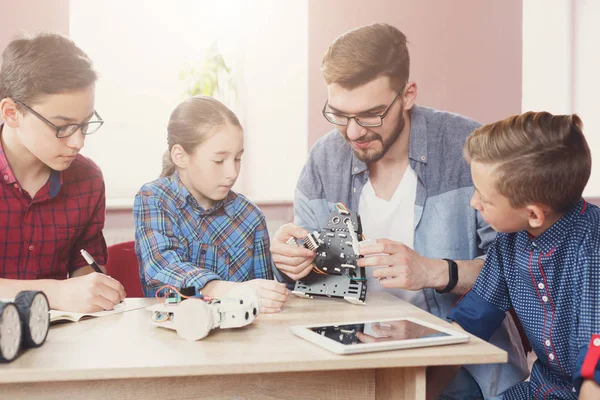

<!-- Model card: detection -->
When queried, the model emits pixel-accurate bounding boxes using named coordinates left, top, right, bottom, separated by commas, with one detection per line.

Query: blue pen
left=80, top=249, right=104, bottom=274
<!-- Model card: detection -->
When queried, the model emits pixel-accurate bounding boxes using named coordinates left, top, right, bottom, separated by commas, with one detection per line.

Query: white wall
left=70, top=0, right=308, bottom=207
left=238, top=0, right=308, bottom=203
left=522, top=0, right=600, bottom=196
left=574, top=0, right=600, bottom=196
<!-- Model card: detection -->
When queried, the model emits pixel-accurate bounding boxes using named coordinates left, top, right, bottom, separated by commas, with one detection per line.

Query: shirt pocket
left=49, top=225, right=86, bottom=262
left=187, top=242, right=224, bottom=276
left=187, top=241, right=254, bottom=281
left=224, top=245, right=254, bottom=280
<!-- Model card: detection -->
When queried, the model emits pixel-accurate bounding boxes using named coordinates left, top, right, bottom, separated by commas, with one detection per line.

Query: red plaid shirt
left=0, top=125, right=107, bottom=280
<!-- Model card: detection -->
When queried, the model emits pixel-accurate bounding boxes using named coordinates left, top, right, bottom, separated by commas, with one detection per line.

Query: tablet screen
left=309, top=319, right=451, bottom=345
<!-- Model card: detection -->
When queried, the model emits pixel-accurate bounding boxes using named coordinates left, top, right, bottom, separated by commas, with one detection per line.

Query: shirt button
left=594, top=338, right=600, bottom=347
left=28, top=245, right=34, bottom=251
left=353, top=187, right=356, bottom=193
left=545, top=340, right=551, bottom=346
left=201, top=250, right=206, bottom=255
left=532, top=242, right=537, bottom=247
left=13, top=183, right=18, bottom=188
left=538, top=282, right=545, bottom=290
left=549, top=353, right=555, bottom=360
left=353, top=167, right=359, bottom=172
left=542, top=295, right=548, bottom=302
left=3, top=174, right=7, bottom=181
left=420, top=155, right=426, bottom=161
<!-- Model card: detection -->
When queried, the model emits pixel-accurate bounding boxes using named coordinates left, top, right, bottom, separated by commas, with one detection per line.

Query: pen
left=80, top=249, right=104, bottom=274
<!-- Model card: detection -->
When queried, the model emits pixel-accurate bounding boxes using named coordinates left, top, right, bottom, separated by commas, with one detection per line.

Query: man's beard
left=347, top=111, right=405, bottom=164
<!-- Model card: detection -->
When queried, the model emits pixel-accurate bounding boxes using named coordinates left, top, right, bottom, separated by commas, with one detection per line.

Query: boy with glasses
left=0, top=33, right=125, bottom=312
left=270, top=23, right=528, bottom=399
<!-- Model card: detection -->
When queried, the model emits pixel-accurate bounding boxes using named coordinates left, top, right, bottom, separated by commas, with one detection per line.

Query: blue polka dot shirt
left=449, top=200, right=600, bottom=399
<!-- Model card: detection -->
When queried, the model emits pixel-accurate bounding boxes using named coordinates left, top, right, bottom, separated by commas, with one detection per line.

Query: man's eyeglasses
left=15, top=100, right=104, bottom=138
left=322, top=90, right=403, bottom=128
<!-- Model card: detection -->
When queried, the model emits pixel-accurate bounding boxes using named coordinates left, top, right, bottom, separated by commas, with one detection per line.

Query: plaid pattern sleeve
left=252, top=214, right=274, bottom=280
left=69, top=178, right=108, bottom=272
left=134, top=192, right=222, bottom=297
left=134, top=174, right=274, bottom=297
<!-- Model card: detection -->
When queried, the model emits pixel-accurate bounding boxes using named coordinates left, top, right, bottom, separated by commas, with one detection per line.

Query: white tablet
left=290, top=317, right=469, bottom=355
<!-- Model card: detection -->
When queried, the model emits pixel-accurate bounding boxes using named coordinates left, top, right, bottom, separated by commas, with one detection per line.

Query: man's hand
left=243, top=279, right=289, bottom=313
left=358, top=238, right=447, bottom=291
left=49, top=273, right=126, bottom=313
left=270, top=223, right=316, bottom=280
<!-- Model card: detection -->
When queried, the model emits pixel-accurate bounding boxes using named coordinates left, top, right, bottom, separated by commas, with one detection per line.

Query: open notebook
left=50, top=300, right=147, bottom=323
left=1, top=297, right=147, bottom=323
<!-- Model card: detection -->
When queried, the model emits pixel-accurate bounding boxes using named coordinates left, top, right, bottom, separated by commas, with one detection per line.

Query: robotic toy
left=289, top=203, right=370, bottom=304
left=147, top=285, right=261, bottom=341
left=0, top=291, right=50, bottom=362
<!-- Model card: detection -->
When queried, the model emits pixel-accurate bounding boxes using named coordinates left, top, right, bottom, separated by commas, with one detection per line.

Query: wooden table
left=0, top=293, right=506, bottom=400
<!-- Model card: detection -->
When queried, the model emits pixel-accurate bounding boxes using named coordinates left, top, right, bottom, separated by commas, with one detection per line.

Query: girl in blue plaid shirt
left=134, top=96, right=288, bottom=313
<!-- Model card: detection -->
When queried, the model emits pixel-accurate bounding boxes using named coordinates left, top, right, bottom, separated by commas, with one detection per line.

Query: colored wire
left=155, top=284, right=217, bottom=303
left=155, top=284, right=192, bottom=300
left=152, top=312, right=171, bottom=323
left=347, top=274, right=367, bottom=282
left=335, top=202, right=348, bottom=212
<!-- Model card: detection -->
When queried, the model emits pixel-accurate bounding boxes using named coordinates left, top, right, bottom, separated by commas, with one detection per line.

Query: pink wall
left=2, top=1, right=524, bottom=235
left=0, top=0, right=69, bottom=52
left=308, top=0, right=523, bottom=148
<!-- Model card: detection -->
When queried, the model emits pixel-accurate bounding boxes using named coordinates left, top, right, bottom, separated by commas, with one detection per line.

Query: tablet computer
left=290, top=317, right=469, bottom=355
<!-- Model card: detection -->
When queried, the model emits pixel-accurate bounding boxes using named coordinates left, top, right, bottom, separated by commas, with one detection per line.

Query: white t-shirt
left=358, top=165, right=429, bottom=311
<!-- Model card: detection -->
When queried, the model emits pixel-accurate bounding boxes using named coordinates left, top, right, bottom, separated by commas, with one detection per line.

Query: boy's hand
left=49, top=273, right=126, bottom=313
left=243, top=279, right=289, bottom=313
left=270, top=223, right=316, bottom=280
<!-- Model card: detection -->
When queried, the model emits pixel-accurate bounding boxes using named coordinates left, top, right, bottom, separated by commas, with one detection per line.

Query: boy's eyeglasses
left=15, top=100, right=104, bottom=138
left=322, top=91, right=403, bottom=128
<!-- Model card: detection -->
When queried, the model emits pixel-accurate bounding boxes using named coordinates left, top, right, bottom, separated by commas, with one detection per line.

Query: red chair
left=105, top=241, right=144, bottom=297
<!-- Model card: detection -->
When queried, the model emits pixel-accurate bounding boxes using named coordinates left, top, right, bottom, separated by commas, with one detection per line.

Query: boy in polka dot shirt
left=430, top=112, right=600, bottom=399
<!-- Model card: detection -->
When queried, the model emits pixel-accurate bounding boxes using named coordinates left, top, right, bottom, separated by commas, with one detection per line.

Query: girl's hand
left=242, top=279, right=289, bottom=313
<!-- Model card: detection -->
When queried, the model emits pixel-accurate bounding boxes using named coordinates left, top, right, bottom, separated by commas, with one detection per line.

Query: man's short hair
left=321, top=23, right=409, bottom=90
left=465, top=111, right=591, bottom=213
left=0, top=32, right=97, bottom=105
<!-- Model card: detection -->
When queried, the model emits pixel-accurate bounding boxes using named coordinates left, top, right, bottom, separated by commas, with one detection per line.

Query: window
left=70, top=0, right=308, bottom=207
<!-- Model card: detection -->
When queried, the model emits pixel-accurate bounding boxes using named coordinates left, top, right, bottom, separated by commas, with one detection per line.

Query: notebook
left=49, top=300, right=146, bottom=323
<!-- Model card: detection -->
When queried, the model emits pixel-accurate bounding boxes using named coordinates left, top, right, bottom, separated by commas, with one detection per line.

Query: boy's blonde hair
left=465, top=112, right=591, bottom=213
left=0, top=32, right=97, bottom=105
left=321, top=23, right=409, bottom=90
left=161, top=96, right=241, bottom=177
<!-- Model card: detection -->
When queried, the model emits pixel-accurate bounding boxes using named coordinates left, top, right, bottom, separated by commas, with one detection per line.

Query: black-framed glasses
left=322, top=90, right=404, bottom=128
left=15, top=100, right=104, bottom=138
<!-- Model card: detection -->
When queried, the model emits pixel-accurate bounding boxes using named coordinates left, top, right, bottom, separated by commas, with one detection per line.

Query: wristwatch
left=436, top=259, right=458, bottom=294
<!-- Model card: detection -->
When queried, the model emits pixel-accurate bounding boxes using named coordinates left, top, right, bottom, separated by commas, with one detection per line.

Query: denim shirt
left=285, top=105, right=529, bottom=398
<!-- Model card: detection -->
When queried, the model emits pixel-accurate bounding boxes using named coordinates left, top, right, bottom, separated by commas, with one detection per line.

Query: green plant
left=179, top=43, right=236, bottom=103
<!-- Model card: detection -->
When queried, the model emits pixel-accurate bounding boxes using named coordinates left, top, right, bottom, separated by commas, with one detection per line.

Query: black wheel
left=0, top=302, right=22, bottom=362
left=14, top=291, right=50, bottom=348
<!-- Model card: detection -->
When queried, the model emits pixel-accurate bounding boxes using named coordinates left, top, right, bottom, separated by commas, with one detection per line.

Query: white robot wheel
left=175, top=299, right=213, bottom=341
left=14, top=291, right=50, bottom=348
left=0, top=302, right=23, bottom=362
